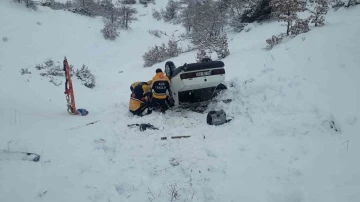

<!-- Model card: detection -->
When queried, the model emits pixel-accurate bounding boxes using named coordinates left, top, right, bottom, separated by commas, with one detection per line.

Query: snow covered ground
left=0, top=1, right=359, bottom=202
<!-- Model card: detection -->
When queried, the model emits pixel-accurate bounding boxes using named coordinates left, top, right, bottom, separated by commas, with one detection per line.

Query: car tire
left=165, top=61, right=176, bottom=79
left=212, top=83, right=228, bottom=99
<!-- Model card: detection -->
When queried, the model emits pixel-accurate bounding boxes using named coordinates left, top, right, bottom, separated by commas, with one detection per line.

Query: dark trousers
left=150, top=97, right=168, bottom=113
left=130, top=104, right=151, bottom=116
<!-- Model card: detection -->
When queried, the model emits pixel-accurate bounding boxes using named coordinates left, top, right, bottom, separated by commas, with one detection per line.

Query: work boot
left=147, top=109, right=152, bottom=115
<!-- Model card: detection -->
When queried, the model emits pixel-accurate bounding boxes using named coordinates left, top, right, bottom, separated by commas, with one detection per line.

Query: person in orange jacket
left=129, top=83, right=152, bottom=116
left=150, top=68, right=171, bottom=113
left=130, top=80, right=152, bottom=94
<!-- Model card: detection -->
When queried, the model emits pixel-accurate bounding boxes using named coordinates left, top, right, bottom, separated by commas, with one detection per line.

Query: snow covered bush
left=46, top=65, right=65, bottom=77
left=143, top=44, right=168, bottom=67
left=229, top=17, right=248, bottom=32
left=118, top=0, right=136, bottom=4
left=196, top=49, right=211, bottom=63
left=75, top=64, right=96, bottom=89
left=101, top=21, right=120, bottom=40
left=166, top=39, right=182, bottom=58
left=265, top=34, right=284, bottom=50
left=269, top=0, right=307, bottom=36
left=49, top=77, right=62, bottom=86
left=13, top=0, right=37, bottom=10
left=2, top=37, right=8, bottom=42
left=33, top=58, right=95, bottom=88
left=241, top=0, right=272, bottom=23
left=152, top=9, right=162, bottom=21
left=191, top=31, right=230, bottom=59
left=148, top=29, right=165, bottom=38
left=139, top=0, right=154, bottom=4
left=213, top=33, right=230, bottom=59
left=290, top=18, right=310, bottom=37
left=142, top=39, right=181, bottom=67
left=309, top=0, right=330, bottom=26
left=44, top=58, right=54, bottom=67
left=35, top=58, right=73, bottom=77
left=20, top=68, right=31, bottom=75
left=45, top=0, right=73, bottom=10
left=35, top=63, right=46, bottom=70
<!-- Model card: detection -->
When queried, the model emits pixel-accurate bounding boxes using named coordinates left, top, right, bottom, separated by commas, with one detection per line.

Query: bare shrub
left=166, top=38, right=182, bottom=58
left=49, top=77, right=62, bottom=86
left=309, top=0, right=330, bottom=27
left=46, top=65, right=64, bottom=77
left=148, top=29, right=165, bottom=38
left=265, top=34, right=284, bottom=50
left=290, top=18, right=310, bottom=37
left=75, top=64, right=96, bottom=89
left=213, top=33, right=230, bottom=59
left=35, top=64, right=46, bottom=70
left=229, top=18, right=248, bottom=32
left=142, top=39, right=181, bottom=67
left=20, top=68, right=31, bottom=75
left=2, top=37, right=8, bottom=42
left=101, top=21, right=120, bottom=40
left=143, top=44, right=168, bottom=67
left=44, top=58, right=54, bottom=67
left=152, top=9, right=162, bottom=21
left=196, top=49, right=211, bottom=63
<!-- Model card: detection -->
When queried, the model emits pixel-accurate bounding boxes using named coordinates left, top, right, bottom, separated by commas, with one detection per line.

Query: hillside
left=0, top=1, right=359, bottom=202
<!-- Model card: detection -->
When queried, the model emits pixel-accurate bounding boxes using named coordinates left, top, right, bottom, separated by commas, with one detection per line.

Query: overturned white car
left=164, top=59, right=228, bottom=110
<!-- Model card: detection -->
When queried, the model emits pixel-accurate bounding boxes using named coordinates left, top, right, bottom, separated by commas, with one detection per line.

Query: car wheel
left=165, top=61, right=176, bottom=79
left=213, top=83, right=227, bottom=98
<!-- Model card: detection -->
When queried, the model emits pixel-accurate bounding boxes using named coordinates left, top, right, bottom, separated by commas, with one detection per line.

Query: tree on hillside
left=308, top=0, right=330, bottom=27
left=99, top=0, right=122, bottom=40
left=178, top=0, right=230, bottom=59
left=186, top=0, right=227, bottom=43
left=161, top=0, right=181, bottom=22
left=179, top=0, right=196, bottom=32
left=118, top=5, right=138, bottom=29
left=100, top=0, right=122, bottom=23
left=269, top=0, right=307, bottom=36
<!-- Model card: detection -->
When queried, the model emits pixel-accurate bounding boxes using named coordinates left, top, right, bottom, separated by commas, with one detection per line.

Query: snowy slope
left=1, top=1, right=360, bottom=202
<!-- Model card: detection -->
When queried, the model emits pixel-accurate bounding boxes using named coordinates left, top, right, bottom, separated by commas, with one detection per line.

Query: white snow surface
left=1, top=1, right=360, bottom=202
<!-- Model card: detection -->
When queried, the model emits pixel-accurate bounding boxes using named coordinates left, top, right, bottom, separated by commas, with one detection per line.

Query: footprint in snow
left=206, top=149, right=217, bottom=158
left=169, top=158, right=180, bottom=166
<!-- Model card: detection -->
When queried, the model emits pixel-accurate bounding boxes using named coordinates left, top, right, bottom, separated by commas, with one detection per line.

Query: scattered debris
left=161, top=136, right=190, bottom=140
left=127, top=123, right=159, bottom=131
left=66, top=120, right=100, bottom=130
left=0, top=150, right=40, bottom=162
